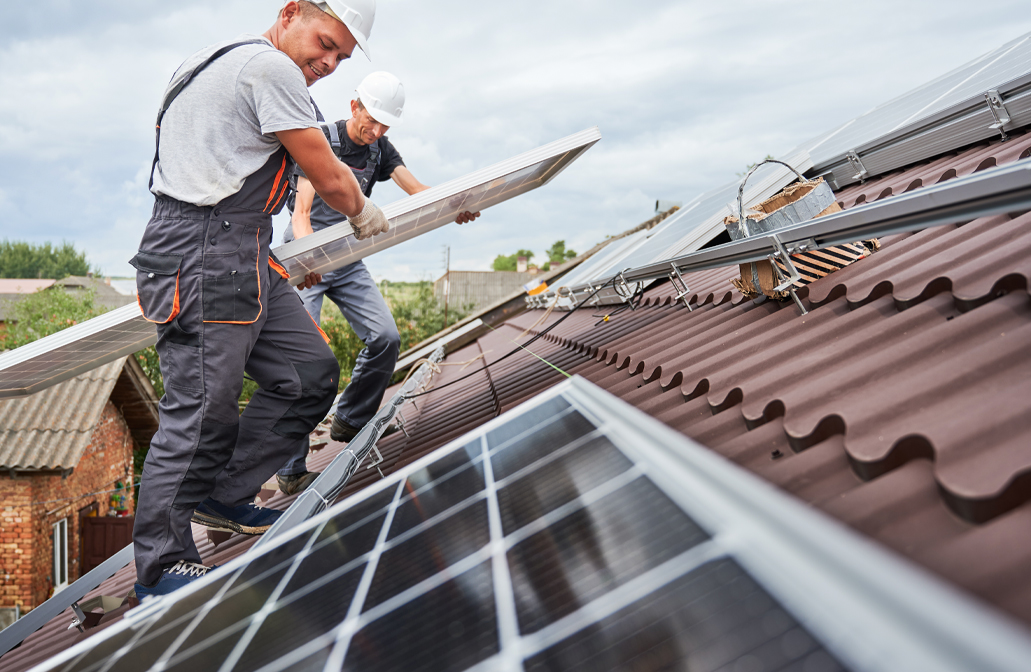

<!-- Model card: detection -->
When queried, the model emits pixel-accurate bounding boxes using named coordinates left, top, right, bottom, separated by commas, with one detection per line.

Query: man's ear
left=281, top=1, right=302, bottom=27
left=350, top=99, right=360, bottom=117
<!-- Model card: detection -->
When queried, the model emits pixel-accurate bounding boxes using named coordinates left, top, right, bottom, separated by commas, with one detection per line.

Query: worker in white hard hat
left=276, top=71, right=480, bottom=495
left=131, top=0, right=383, bottom=600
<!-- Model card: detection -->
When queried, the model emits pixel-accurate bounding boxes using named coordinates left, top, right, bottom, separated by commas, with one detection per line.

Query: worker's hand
left=295, top=272, right=322, bottom=290
left=455, top=211, right=480, bottom=225
left=349, top=198, right=390, bottom=240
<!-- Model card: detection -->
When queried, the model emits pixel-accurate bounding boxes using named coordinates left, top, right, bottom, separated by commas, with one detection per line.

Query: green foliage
left=0, top=286, right=108, bottom=350
left=0, top=240, right=98, bottom=279
left=134, top=347, right=164, bottom=399
left=545, top=240, right=577, bottom=264
left=492, top=249, right=535, bottom=272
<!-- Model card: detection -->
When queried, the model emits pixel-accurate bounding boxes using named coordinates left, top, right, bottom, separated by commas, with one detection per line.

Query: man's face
left=349, top=99, right=389, bottom=145
left=278, top=2, right=356, bottom=87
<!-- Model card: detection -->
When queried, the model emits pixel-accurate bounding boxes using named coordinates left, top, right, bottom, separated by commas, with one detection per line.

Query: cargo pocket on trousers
left=130, top=251, right=183, bottom=324
left=203, top=270, right=262, bottom=323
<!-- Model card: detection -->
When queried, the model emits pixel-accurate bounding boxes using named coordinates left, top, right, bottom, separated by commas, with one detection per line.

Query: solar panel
left=39, top=376, right=1031, bottom=672
left=274, top=127, right=602, bottom=279
left=560, top=147, right=813, bottom=302
left=0, top=128, right=600, bottom=399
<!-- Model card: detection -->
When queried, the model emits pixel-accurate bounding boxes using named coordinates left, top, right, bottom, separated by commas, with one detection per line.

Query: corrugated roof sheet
left=0, top=358, right=126, bottom=469
left=5, top=132, right=1031, bottom=672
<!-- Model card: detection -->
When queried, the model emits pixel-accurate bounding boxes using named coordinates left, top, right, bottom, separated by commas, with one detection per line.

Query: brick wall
left=0, top=401, right=135, bottom=612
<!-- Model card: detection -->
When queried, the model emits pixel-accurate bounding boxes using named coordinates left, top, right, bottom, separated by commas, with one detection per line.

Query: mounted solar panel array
left=805, top=31, right=1031, bottom=187
left=0, top=128, right=600, bottom=399
left=549, top=32, right=1031, bottom=307
left=39, top=377, right=1031, bottom=672
left=557, top=147, right=813, bottom=304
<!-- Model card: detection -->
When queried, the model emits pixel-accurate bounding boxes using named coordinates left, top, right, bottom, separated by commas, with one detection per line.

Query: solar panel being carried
left=36, top=377, right=1031, bottom=672
left=0, top=128, right=600, bottom=400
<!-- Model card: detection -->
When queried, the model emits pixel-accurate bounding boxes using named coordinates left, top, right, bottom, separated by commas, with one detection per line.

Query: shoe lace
left=168, top=560, right=212, bottom=577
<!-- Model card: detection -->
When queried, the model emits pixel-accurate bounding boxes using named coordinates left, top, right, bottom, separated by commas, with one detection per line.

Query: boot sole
left=191, top=511, right=272, bottom=535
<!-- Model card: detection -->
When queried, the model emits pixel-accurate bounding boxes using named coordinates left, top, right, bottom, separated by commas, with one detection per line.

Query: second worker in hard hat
left=276, top=71, right=479, bottom=494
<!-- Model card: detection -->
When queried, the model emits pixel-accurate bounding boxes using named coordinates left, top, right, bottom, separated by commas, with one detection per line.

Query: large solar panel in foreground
left=37, top=378, right=1030, bottom=672
left=0, top=128, right=599, bottom=399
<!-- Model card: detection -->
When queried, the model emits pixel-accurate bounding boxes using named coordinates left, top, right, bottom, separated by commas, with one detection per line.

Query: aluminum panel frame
left=274, top=127, right=601, bottom=279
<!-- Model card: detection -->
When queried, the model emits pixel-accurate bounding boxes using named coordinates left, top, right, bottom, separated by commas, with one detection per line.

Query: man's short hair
left=355, top=99, right=366, bottom=111
left=285, top=0, right=324, bottom=21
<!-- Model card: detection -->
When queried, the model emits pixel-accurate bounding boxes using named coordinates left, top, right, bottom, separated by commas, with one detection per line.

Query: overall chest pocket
left=130, top=251, right=183, bottom=324
left=202, top=227, right=263, bottom=324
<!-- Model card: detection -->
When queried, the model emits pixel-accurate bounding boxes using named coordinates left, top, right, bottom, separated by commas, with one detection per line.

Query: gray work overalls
left=277, top=126, right=401, bottom=478
left=131, top=41, right=340, bottom=586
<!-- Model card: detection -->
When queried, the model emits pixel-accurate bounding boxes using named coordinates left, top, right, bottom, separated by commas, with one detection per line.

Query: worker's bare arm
left=390, top=165, right=430, bottom=194
left=285, top=176, right=322, bottom=289
left=391, top=166, right=481, bottom=225
left=291, top=176, right=316, bottom=240
left=276, top=127, right=364, bottom=217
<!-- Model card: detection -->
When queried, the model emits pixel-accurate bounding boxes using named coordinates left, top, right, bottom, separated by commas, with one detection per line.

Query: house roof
left=0, top=356, right=158, bottom=470
left=4, top=128, right=1030, bottom=672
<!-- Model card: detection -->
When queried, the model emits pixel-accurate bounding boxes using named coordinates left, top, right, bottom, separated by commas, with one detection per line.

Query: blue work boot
left=134, top=560, right=217, bottom=601
left=191, top=498, right=282, bottom=535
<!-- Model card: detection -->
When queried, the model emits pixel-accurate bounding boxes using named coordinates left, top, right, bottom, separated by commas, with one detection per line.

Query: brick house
left=0, top=356, right=157, bottom=627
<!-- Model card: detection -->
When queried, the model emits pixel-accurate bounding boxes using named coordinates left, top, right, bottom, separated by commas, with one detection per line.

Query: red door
left=81, top=517, right=134, bottom=574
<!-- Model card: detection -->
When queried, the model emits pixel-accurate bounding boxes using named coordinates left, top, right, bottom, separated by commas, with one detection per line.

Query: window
left=52, top=518, right=68, bottom=589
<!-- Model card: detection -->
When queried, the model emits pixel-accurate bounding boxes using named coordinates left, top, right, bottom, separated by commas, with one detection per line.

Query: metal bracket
left=846, top=150, right=868, bottom=182
left=667, top=263, right=693, bottom=311
left=985, top=89, right=1011, bottom=141
left=613, top=271, right=640, bottom=309
left=768, top=235, right=808, bottom=316
left=365, top=441, right=386, bottom=478
left=68, top=601, right=86, bottom=633
left=395, top=409, right=410, bottom=438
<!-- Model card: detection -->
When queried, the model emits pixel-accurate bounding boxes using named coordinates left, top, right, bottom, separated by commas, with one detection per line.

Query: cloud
left=1, top=0, right=1030, bottom=281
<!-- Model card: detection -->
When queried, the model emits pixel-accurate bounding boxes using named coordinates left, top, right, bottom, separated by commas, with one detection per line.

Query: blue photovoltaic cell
left=43, top=391, right=849, bottom=672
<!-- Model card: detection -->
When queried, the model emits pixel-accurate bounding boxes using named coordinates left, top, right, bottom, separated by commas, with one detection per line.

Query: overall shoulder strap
left=321, top=121, right=342, bottom=150
left=149, top=39, right=268, bottom=189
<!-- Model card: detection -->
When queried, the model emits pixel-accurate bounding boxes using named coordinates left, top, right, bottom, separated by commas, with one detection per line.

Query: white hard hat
left=311, top=0, right=376, bottom=58
left=356, top=71, right=405, bottom=126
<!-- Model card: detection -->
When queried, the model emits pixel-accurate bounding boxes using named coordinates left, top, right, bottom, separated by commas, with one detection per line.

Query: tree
left=0, top=240, right=99, bottom=279
left=545, top=240, right=577, bottom=265
left=0, top=286, right=108, bottom=350
left=492, top=249, right=535, bottom=272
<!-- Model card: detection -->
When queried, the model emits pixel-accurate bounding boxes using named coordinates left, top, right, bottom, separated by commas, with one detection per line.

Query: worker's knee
left=368, top=324, right=401, bottom=359
left=272, top=357, right=340, bottom=439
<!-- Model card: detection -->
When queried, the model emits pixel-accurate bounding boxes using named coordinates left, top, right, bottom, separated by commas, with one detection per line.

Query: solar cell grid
left=524, top=559, right=845, bottom=672
left=44, top=380, right=904, bottom=672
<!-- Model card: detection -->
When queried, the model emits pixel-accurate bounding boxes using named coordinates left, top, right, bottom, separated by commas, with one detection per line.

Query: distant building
left=0, top=277, right=133, bottom=324
left=0, top=356, right=158, bottom=625
left=434, top=270, right=538, bottom=312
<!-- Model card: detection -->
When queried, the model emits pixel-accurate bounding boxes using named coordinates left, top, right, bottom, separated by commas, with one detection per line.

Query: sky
left=1, top=1, right=1029, bottom=282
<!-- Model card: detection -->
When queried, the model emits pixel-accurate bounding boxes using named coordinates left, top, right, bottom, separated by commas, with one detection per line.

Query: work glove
left=348, top=198, right=390, bottom=240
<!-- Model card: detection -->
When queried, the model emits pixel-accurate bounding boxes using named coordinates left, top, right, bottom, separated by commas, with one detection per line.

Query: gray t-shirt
left=151, top=34, right=318, bottom=206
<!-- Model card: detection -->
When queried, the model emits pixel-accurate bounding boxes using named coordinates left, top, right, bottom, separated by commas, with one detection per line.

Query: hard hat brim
left=365, top=108, right=401, bottom=126
left=348, top=27, right=371, bottom=59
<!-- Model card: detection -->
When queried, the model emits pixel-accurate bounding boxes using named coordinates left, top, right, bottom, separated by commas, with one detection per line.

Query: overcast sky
left=1, top=1, right=1029, bottom=282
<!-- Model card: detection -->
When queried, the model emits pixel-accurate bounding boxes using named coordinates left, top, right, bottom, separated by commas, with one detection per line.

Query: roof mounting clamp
left=395, top=409, right=410, bottom=438
left=985, top=89, right=1011, bottom=141
left=768, top=234, right=808, bottom=316
left=365, top=441, right=386, bottom=478
left=668, top=263, right=693, bottom=311
left=846, top=150, right=868, bottom=182
left=613, top=271, right=637, bottom=308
